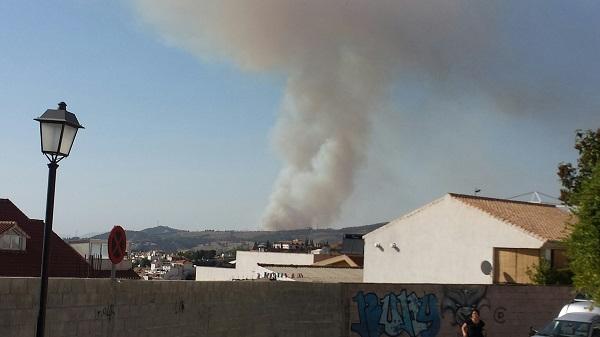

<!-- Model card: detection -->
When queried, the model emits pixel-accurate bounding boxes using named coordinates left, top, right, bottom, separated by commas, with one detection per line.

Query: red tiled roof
left=0, top=198, right=138, bottom=279
left=313, top=254, right=334, bottom=263
left=0, top=199, right=95, bottom=277
left=450, top=193, right=576, bottom=241
left=348, top=255, right=364, bottom=267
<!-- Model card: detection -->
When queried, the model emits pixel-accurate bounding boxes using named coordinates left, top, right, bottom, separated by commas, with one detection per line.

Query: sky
left=1, top=1, right=599, bottom=236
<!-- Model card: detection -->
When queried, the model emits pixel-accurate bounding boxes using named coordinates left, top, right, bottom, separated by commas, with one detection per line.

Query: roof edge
left=363, top=194, right=449, bottom=238
left=449, top=193, right=561, bottom=208
left=258, top=263, right=362, bottom=269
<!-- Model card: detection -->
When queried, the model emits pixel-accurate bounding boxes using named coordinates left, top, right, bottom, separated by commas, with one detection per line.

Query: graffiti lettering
left=174, top=300, right=185, bottom=314
left=441, top=286, right=489, bottom=326
left=352, top=291, right=440, bottom=337
left=493, top=306, right=506, bottom=324
left=256, top=272, right=304, bottom=280
left=95, top=304, right=115, bottom=320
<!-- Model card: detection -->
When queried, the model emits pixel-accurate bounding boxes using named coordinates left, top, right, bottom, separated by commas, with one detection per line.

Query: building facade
left=363, top=193, right=574, bottom=284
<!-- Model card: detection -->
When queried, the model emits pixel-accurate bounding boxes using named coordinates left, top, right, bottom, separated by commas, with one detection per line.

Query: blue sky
left=1, top=1, right=599, bottom=236
left=1, top=1, right=283, bottom=235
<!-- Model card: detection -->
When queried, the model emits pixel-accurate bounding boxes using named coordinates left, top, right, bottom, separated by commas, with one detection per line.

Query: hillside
left=91, top=223, right=386, bottom=252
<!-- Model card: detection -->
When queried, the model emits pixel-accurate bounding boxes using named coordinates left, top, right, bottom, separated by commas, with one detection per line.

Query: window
left=0, top=232, right=25, bottom=250
left=538, top=319, right=590, bottom=337
left=494, top=248, right=540, bottom=284
left=551, top=249, right=569, bottom=269
left=0, top=225, right=28, bottom=251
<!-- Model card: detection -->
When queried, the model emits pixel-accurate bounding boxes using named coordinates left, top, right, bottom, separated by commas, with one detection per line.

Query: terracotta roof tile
left=450, top=193, right=575, bottom=241
left=0, top=221, right=17, bottom=235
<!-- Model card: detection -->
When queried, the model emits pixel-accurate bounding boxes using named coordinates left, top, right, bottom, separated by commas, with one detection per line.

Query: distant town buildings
left=2, top=191, right=574, bottom=285
left=129, top=250, right=196, bottom=280
left=254, top=239, right=324, bottom=253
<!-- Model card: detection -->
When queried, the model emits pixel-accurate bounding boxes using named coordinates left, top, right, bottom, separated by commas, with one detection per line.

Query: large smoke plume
left=133, top=1, right=599, bottom=230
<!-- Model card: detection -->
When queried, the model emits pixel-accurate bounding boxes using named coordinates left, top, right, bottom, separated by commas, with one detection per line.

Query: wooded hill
left=91, top=223, right=386, bottom=252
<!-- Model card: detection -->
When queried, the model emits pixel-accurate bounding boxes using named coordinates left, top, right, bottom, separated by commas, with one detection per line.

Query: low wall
left=0, top=278, right=574, bottom=337
left=344, top=283, right=573, bottom=337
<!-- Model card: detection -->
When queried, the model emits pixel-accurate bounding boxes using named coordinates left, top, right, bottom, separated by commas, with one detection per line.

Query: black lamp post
left=34, top=102, right=84, bottom=337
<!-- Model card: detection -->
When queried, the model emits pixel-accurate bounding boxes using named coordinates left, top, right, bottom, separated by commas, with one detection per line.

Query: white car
left=532, top=312, right=600, bottom=337
left=560, top=301, right=600, bottom=317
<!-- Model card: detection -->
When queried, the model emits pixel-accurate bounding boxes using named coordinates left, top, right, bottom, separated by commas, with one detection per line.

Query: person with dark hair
left=461, top=309, right=486, bottom=337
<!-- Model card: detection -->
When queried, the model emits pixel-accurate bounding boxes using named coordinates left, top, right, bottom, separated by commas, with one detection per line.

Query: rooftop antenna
left=506, top=191, right=562, bottom=204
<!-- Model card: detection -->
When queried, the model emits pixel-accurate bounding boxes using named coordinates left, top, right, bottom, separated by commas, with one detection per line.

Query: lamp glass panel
left=59, top=125, right=77, bottom=156
left=40, top=122, right=63, bottom=153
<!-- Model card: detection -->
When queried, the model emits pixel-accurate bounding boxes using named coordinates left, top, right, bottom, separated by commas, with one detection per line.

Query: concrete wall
left=363, top=195, right=544, bottom=283
left=0, top=278, right=573, bottom=337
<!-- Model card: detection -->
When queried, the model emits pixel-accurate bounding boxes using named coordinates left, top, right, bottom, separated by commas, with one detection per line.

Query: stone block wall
left=0, top=278, right=574, bottom=337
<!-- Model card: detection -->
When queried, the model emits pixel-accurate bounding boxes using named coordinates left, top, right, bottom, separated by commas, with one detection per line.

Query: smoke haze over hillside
left=133, top=1, right=600, bottom=230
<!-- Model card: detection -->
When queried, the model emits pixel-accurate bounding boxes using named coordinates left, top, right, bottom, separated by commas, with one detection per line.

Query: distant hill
left=140, top=225, right=187, bottom=236
left=91, top=223, right=387, bottom=252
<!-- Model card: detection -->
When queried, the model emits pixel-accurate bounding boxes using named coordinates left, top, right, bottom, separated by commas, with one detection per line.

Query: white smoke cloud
left=131, top=0, right=600, bottom=229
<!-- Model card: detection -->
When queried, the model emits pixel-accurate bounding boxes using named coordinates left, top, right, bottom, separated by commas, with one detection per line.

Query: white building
left=68, top=238, right=132, bottom=271
left=196, top=251, right=315, bottom=281
left=163, top=260, right=195, bottom=280
left=363, top=193, right=574, bottom=284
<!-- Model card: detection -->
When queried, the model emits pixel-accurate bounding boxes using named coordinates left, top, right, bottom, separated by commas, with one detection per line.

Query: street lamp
left=34, top=102, right=84, bottom=337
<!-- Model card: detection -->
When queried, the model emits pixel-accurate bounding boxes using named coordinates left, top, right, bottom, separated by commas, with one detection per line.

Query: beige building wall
left=195, top=266, right=238, bottom=281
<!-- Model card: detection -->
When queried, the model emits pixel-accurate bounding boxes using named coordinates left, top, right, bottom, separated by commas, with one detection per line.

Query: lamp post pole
left=34, top=102, right=84, bottom=337
left=36, top=161, right=58, bottom=337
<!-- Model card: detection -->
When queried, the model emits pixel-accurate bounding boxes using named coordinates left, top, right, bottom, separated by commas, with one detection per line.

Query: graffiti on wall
left=256, top=272, right=304, bottom=280
left=95, top=304, right=115, bottom=320
left=174, top=299, right=185, bottom=314
left=441, top=286, right=490, bottom=326
left=351, top=290, right=440, bottom=337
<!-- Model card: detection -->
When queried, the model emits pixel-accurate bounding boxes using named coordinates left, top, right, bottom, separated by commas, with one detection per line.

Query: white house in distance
left=196, top=250, right=363, bottom=282
left=363, top=193, right=574, bottom=284
left=196, top=251, right=315, bottom=281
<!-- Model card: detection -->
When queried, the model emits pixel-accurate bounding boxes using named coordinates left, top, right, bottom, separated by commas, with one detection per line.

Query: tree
left=526, top=257, right=573, bottom=285
left=139, top=257, right=151, bottom=268
left=566, top=162, right=600, bottom=302
left=558, top=129, right=600, bottom=205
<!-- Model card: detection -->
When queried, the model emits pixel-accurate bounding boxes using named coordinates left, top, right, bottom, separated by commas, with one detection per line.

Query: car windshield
left=537, top=320, right=590, bottom=337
